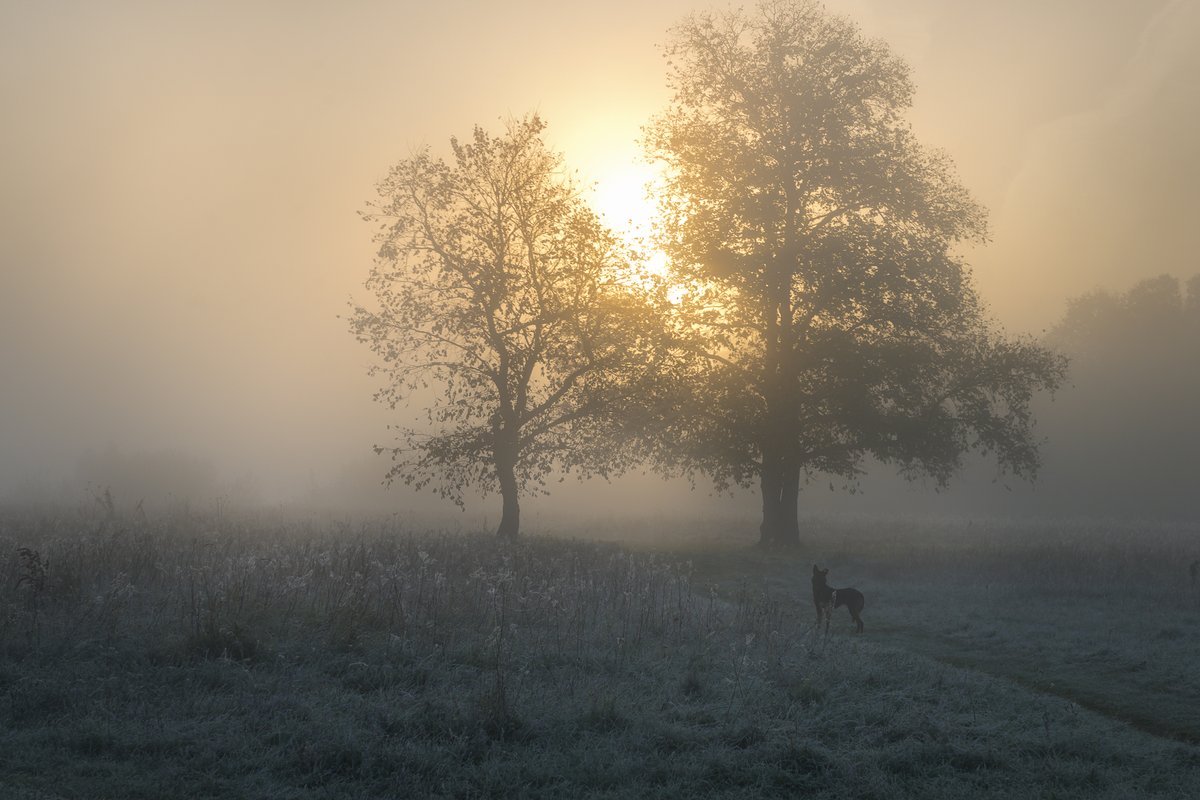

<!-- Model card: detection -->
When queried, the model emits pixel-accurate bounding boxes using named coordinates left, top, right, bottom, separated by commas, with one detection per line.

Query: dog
left=811, top=565, right=865, bottom=634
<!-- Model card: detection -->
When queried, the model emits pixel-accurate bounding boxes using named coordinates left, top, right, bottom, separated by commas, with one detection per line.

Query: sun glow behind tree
left=351, top=117, right=675, bottom=538
left=642, top=0, right=1067, bottom=547
left=583, top=159, right=678, bottom=298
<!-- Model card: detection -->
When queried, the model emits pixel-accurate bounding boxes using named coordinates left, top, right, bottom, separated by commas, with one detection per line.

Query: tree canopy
left=351, top=3, right=1068, bottom=544
left=351, top=116, right=664, bottom=538
left=644, top=0, right=1067, bottom=546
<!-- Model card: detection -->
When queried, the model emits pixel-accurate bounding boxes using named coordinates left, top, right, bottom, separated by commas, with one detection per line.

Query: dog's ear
left=812, top=564, right=819, bottom=575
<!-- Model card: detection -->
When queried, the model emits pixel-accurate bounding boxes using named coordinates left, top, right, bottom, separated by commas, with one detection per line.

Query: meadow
left=1, top=502, right=1198, bottom=799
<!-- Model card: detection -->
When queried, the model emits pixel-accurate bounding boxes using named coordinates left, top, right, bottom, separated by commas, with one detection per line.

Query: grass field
left=667, top=516, right=1200, bottom=745
left=1, top=505, right=1198, bottom=798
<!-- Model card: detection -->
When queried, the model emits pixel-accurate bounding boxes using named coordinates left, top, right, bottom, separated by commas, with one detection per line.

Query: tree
left=1036, top=274, right=1200, bottom=519
left=645, top=1, right=1067, bottom=547
left=351, top=116, right=662, bottom=538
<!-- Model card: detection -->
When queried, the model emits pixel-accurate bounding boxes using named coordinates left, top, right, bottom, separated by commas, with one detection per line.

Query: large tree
left=645, top=1, right=1067, bottom=546
left=351, top=116, right=662, bottom=538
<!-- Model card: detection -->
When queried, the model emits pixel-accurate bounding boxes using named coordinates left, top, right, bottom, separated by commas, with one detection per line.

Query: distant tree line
left=1031, top=274, right=1200, bottom=519
left=351, top=0, right=1066, bottom=543
left=73, top=447, right=262, bottom=511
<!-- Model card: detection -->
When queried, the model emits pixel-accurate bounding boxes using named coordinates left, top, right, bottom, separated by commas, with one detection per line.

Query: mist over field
left=2, top=0, right=1199, bottom=526
left=2, top=4, right=1200, bottom=797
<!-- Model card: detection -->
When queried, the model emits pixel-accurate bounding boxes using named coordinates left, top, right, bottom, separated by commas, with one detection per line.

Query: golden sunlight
left=589, top=161, right=659, bottom=240
left=586, top=160, right=675, bottom=297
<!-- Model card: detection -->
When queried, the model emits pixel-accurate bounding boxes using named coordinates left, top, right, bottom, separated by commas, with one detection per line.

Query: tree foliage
left=645, top=0, right=1067, bottom=545
left=351, top=116, right=663, bottom=537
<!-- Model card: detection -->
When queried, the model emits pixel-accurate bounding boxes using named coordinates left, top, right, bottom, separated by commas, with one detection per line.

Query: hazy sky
left=2, top=0, right=1196, bottom=501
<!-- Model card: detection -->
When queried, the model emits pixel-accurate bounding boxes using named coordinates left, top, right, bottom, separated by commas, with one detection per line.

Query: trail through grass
left=672, top=517, right=1200, bottom=745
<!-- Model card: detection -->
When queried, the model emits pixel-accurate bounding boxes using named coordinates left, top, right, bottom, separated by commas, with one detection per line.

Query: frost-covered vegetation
left=0, top=505, right=1198, bottom=799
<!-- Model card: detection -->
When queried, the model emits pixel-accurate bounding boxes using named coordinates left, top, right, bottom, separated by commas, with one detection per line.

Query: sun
left=589, top=162, right=658, bottom=238
left=587, top=161, right=671, bottom=280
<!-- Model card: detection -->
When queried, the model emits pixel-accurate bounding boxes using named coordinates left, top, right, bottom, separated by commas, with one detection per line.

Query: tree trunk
left=496, top=455, right=520, bottom=539
left=759, top=456, right=783, bottom=547
left=777, top=458, right=801, bottom=547
left=758, top=278, right=802, bottom=547
left=497, top=487, right=520, bottom=539
left=759, top=451, right=802, bottom=548
left=494, top=425, right=521, bottom=539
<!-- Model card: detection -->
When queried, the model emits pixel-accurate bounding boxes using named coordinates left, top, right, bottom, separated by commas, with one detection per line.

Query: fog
left=2, top=0, right=1198, bottom=522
